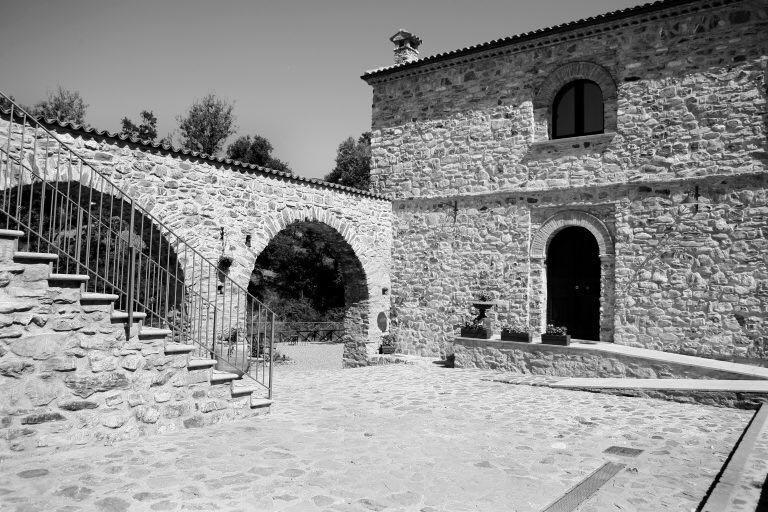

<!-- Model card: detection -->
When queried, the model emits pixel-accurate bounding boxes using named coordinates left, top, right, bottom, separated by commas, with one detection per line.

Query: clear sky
left=0, top=0, right=643, bottom=179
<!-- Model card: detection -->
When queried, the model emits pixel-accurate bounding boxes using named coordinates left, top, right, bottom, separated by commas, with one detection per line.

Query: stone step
left=164, top=343, right=195, bottom=354
left=188, top=358, right=217, bottom=369
left=139, top=327, right=172, bottom=339
left=79, top=292, right=119, bottom=303
left=250, top=398, right=273, bottom=409
left=48, top=273, right=89, bottom=283
left=231, top=383, right=261, bottom=397
left=210, top=371, right=240, bottom=384
left=14, top=251, right=58, bottom=262
left=110, top=310, right=147, bottom=322
left=0, top=229, right=24, bottom=238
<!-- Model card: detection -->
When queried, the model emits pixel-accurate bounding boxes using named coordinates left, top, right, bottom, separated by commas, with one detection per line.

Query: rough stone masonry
left=363, top=0, right=768, bottom=359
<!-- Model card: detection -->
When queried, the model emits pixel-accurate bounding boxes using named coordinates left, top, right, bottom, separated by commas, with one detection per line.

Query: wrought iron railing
left=0, top=93, right=274, bottom=397
left=270, top=321, right=345, bottom=345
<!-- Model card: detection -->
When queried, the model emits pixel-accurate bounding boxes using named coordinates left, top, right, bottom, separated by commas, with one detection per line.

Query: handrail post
left=269, top=311, right=274, bottom=399
left=127, top=208, right=136, bottom=330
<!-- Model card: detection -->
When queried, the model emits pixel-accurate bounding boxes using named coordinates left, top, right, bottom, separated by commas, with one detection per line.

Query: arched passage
left=249, top=220, right=372, bottom=366
left=529, top=210, right=615, bottom=342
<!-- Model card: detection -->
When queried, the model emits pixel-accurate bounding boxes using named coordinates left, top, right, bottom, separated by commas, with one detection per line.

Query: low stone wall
left=0, top=247, right=266, bottom=456
left=452, top=338, right=764, bottom=380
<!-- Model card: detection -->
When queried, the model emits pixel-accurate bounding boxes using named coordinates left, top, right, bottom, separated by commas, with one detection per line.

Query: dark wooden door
left=546, top=226, right=601, bottom=341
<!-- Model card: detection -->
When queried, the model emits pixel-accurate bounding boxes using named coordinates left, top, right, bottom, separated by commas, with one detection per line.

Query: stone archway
left=242, top=207, right=389, bottom=365
left=529, top=210, right=615, bottom=341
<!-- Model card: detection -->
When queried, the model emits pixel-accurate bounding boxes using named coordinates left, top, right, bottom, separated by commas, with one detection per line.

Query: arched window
left=552, top=79, right=604, bottom=139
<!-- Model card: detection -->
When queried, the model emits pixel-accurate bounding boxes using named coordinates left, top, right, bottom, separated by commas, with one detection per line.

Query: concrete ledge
left=551, top=378, right=768, bottom=393
left=454, top=337, right=768, bottom=380
left=571, top=342, right=768, bottom=380
left=700, top=405, right=768, bottom=511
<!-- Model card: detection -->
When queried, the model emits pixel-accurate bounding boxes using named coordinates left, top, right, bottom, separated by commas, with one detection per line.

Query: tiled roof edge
left=0, top=106, right=390, bottom=202
left=361, top=0, right=739, bottom=82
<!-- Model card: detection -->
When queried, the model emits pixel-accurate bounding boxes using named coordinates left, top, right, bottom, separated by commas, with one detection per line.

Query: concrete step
left=188, top=358, right=216, bottom=369
left=14, top=251, right=58, bottom=262
left=110, top=310, right=146, bottom=322
left=210, top=371, right=240, bottom=384
left=0, top=229, right=24, bottom=238
left=231, top=383, right=261, bottom=397
left=48, top=273, right=89, bottom=283
left=250, top=398, right=272, bottom=409
left=139, top=327, right=172, bottom=339
left=164, top=343, right=195, bottom=354
left=80, top=292, right=119, bottom=303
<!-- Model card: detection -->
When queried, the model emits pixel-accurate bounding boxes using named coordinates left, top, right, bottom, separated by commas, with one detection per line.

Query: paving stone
left=0, top=363, right=755, bottom=511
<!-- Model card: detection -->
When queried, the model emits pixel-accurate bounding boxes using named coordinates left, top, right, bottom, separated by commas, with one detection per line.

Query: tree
left=32, top=86, right=88, bottom=126
left=324, top=132, right=371, bottom=191
left=177, top=93, right=236, bottom=156
left=226, top=134, right=292, bottom=174
left=120, top=110, right=158, bottom=142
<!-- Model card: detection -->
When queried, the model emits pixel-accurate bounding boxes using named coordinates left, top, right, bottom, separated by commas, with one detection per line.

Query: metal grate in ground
left=541, top=462, right=625, bottom=512
left=603, top=446, right=644, bottom=457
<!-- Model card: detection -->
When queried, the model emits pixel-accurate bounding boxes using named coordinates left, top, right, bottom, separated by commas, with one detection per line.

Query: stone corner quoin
left=363, top=0, right=768, bottom=359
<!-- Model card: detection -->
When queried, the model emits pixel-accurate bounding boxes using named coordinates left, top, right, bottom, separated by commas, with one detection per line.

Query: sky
left=0, top=0, right=644, bottom=179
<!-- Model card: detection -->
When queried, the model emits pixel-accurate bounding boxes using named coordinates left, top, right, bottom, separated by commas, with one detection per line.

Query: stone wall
left=0, top=238, right=265, bottom=455
left=365, top=0, right=768, bottom=359
left=0, top=114, right=393, bottom=353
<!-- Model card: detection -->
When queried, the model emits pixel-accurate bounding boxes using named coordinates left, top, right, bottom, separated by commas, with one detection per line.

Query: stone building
left=363, top=0, right=768, bottom=360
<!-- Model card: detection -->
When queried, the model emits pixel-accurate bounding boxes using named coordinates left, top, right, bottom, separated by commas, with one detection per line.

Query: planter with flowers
left=460, top=321, right=492, bottom=339
left=541, top=324, right=570, bottom=346
left=500, top=325, right=532, bottom=343
left=379, top=333, right=396, bottom=354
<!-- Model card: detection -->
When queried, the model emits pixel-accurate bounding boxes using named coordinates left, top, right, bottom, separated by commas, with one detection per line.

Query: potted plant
left=379, top=333, right=396, bottom=354
left=460, top=320, right=491, bottom=339
left=500, top=325, right=532, bottom=342
left=541, top=324, right=570, bottom=346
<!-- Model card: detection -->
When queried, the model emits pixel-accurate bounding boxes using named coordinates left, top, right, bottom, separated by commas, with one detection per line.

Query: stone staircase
left=0, top=229, right=270, bottom=453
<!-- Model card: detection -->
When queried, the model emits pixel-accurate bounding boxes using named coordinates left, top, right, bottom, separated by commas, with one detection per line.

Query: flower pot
left=500, top=332, right=531, bottom=342
left=541, top=334, right=571, bottom=346
left=460, top=326, right=491, bottom=339
left=379, top=345, right=396, bottom=354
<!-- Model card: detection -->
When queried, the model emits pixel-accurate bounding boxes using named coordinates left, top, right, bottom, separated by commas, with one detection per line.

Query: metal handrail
left=0, top=93, right=274, bottom=397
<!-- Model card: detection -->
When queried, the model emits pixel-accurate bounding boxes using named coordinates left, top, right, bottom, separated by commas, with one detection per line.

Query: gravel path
left=0, top=361, right=752, bottom=511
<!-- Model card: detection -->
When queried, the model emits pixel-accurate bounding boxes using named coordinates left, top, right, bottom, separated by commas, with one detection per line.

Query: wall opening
left=248, top=220, right=370, bottom=367
left=545, top=226, right=601, bottom=341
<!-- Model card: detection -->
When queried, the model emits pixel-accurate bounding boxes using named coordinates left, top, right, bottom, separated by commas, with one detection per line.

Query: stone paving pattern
left=0, top=363, right=751, bottom=511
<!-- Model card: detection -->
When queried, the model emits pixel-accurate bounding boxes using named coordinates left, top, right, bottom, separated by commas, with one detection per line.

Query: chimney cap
left=389, top=29, right=422, bottom=50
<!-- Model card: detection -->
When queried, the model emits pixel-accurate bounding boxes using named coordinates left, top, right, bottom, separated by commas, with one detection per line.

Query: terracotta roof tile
left=0, top=106, right=389, bottom=201
left=361, top=0, right=737, bottom=81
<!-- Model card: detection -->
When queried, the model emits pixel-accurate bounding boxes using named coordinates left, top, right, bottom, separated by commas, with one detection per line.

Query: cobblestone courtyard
left=0, top=361, right=752, bottom=512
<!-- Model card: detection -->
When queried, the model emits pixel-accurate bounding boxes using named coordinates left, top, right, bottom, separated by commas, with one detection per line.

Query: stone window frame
left=528, top=210, right=615, bottom=342
left=532, top=61, right=618, bottom=142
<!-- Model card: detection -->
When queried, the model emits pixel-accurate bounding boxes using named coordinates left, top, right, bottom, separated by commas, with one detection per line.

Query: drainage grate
left=541, top=462, right=625, bottom=512
left=603, top=446, right=644, bottom=457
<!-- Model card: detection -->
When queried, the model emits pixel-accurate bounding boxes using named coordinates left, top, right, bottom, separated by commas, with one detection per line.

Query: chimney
left=390, top=29, right=422, bottom=65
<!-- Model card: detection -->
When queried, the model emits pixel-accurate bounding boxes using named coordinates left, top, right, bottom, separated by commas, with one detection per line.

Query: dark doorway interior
left=546, top=226, right=601, bottom=341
